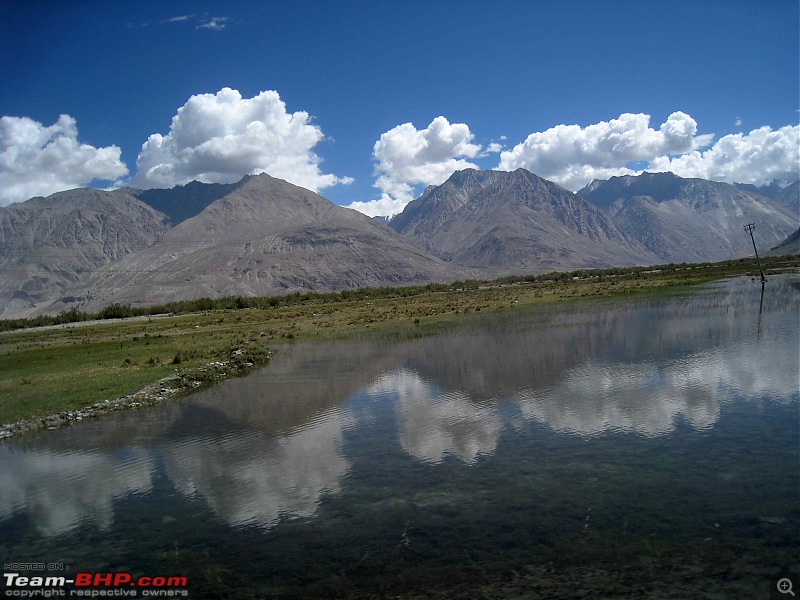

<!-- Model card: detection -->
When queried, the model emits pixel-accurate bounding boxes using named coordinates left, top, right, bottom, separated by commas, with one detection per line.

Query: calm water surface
left=1, top=276, right=798, bottom=598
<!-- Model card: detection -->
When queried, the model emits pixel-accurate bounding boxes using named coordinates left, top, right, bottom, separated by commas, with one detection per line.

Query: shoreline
left=1, top=257, right=797, bottom=441
left=0, top=343, right=269, bottom=440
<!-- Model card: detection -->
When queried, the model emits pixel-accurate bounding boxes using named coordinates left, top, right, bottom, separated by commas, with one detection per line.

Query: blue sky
left=1, top=0, right=797, bottom=213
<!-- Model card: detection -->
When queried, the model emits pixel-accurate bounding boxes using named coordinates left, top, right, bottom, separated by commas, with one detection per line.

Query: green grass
left=1, top=255, right=797, bottom=426
left=0, top=327, right=245, bottom=423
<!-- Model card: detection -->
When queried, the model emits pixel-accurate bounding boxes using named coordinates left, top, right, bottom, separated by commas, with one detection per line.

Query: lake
left=1, top=275, right=798, bottom=598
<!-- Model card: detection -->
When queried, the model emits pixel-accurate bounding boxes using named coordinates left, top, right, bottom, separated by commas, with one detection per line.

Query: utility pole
left=743, top=223, right=766, bottom=284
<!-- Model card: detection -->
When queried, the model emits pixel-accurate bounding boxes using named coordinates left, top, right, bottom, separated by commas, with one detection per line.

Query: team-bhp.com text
left=4, top=573, right=188, bottom=597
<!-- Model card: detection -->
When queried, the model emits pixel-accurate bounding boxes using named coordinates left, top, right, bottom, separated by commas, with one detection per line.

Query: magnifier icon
left=778, top=578, right=795, bottom=596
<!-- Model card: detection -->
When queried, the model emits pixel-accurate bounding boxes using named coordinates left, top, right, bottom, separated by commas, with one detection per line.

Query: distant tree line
left=0, top=255, right=792, bottom=333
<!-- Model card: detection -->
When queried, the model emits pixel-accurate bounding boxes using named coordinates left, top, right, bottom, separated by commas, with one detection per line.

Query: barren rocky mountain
left=43, top=174, right=465, bottom=314
left=776, top=180, right=799, bottom=215
left=4, top=169, right=795, bottom=320
left=388, top=168, right=657, bottom=273
left=734, top=180, right=792, bottom=199
left=0, top=189, right=170, bottom=317
left=577, top=172, right=797, bottom=263
left=127, top=180, right=242, bottom=225
left=769, top=181, right=800, bottom=255
left=769, top=227, right=800, bottom=256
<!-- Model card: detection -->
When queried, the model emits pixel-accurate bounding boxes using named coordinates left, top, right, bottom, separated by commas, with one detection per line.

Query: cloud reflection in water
left=0, top=449, right=153, bottom=536
left=0, top=276, right=796, bottom=537
left=368, top=369, right=502, bottom=465
left=159, top=409, right=354, bottom=529
left=514, top=333, right=797, bottom=438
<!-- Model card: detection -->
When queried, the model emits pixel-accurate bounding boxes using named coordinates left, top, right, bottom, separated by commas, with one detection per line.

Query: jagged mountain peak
left=126, top=172, right=309, bottom=226
left=26, top=174, right=469, bottom=315
left=439, top=167, right=563, bottom=190
left=394, top=168, right=576, bottom=233
left=577, top=171, right=798, bottom=210
left=577, top=171, right=797, bottom=263
left=389, top=168, right=654, bottom=272
left=576, top=171, right=702, bottom=208
left=735, top=179, right=798, bottom=199
left=161, top=172, right=368, bottom=246
left=578, top=171, right=797, bottom=210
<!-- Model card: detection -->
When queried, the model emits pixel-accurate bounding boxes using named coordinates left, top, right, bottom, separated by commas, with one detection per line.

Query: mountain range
left=36, top=174, right=465, bottom=315
left=0, top=169, right=796, bottom=318
left=577, top=172, right=797, bottom=263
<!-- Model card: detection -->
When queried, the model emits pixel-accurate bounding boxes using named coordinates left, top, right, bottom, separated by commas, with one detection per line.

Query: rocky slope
left=776, top=180, right=799, bottom=215
left=0, top=189, right=170, bottom=317
left=44, top=174, right=465, bottom=313
left=389, top=168, right=657, bottom=273
left=128, top=180, right=241, bottom=225
left=768, top=227, right=800, bottom=256
left=578, top=172, right=797, bottom=263
left=6, top=170, right=795, bottom=319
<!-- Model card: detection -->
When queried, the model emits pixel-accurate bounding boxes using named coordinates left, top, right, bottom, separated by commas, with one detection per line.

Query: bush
left=172, top=348, right=190, bottom=364
left=99, top=303, right=136, bottom=319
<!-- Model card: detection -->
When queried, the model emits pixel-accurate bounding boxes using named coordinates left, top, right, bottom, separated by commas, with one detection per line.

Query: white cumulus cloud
left=0, top=115, right=129, bottom=206
left=345, top=195, right=411, bottom=219
left=648, top=125, right=799, bottom=186
left=497, top=112, right=714, bottom=191
left=131, top=87, right=352, bottom=192
left=346, top=116, right=481, bottom=217
left=484, top=141, right=503, bottom=154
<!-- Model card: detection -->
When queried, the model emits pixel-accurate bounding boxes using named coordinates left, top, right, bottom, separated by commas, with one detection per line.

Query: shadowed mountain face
left=768, top=182, right=800, bottom=255
left=0, top=189, right=170, bottom=317
left=127, top=179, right=244, bottom=225
left=769, top=227, right=800, bottom=255
left=776, top=180, right=799, bottom=215
left=45, top=174, right=465, bottom=313
left=578, top=172, right=798, bottom=263
left=734, top=180, right=794, bottom=200
left=388, top=168, right=657, bottom=273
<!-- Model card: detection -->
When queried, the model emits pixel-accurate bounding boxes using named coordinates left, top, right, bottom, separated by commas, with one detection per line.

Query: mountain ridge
left=389, top=168, right=658, bottom=272
left=38, top=174, right=471, bottom=315
left=577, top=172, right=797, bottom=263
left=1, top=169, right=796, bottom=319
left=0, top=189, right=170, bottom=316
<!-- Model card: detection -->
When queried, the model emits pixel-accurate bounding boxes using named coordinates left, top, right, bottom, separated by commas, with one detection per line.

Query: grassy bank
left=1, top=255, right=797, bottom=434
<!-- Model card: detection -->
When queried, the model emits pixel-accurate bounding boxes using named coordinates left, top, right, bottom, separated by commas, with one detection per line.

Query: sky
left=1, top=0, right=798, bottom=215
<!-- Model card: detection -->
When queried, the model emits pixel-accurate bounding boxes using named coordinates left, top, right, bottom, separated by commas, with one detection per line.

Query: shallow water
left=1, top=275, right=798, bottom=598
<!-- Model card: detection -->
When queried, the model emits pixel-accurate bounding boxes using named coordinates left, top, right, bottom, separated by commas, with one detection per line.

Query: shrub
left=172, top=348, right=190, bottom=364
left=99, top=303, right=135, bottom=319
